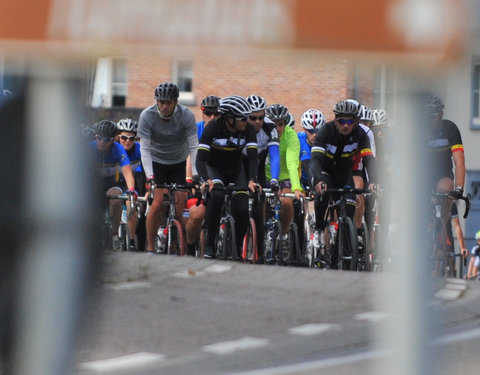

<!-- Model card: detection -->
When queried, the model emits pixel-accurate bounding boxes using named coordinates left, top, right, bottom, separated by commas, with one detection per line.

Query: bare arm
left=452, top=151, right=465, bottom=188
left=121, top=164, right=135, bottom=191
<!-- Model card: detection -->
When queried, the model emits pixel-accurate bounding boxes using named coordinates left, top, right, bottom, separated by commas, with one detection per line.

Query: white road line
left=288, top=323, right=339, bottom=336
left=80, top=352, right=165, bottom=373
left=204, top=264, right=233, bottom=273
left=203, top=337, right=269, bottom=355
left=106, top=281, right=152, bottom=291
left=354, top=311, right=390, bottom=322
left=432, top=327, right=480, bottom=345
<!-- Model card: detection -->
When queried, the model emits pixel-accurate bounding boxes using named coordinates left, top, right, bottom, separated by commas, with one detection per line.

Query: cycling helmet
left=333, top=99, right=360, bottom=118
left=93, top=120, right=119, bottom=138
left=117, top=118, right=138, bottom=133
left=475, top=230, right=480, bottom=241
left=246, top=95, right=267, bottom=112
left=154, top=82, right=179, bottom=101
left=359, top=105, right=374, bottom=122
left=301, top=109, right=326, bottom=132
left=218, top=95, right=252, bottom=118
left=286, top=112, right=295, bottom=129
left=372, top=109, right=390, bottom=127
left=266, top=104, right=289, bottom=122
left=200, top=95, right=220, bottom=112
left=424, top=95, right=444, bottom=115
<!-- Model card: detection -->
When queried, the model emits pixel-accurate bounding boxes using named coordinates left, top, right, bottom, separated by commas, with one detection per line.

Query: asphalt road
left=73, top=252, right=480, bottom=375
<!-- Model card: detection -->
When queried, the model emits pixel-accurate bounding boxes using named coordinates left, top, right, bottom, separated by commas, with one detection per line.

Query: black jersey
left=310, top=120, right=376, bottom=184
left=196, top=118, right=258, bottom=182
left=427, top=119, right=464, bottom=177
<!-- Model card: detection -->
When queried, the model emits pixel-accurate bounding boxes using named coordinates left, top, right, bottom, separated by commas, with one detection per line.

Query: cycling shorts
left=186, top=196, right=204, bottom=209
left=152, top=160, right=186, bottom=185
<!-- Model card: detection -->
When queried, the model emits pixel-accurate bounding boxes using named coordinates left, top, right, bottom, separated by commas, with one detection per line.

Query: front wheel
left=216, top=216, right=236, bottom=260
left=167, top=219, right=185, bottom=256
left=264, top=221, right=280, bottom=264
left=242, top=218, right=258, bottom=263
left=338, top=217, right=358, bottom=271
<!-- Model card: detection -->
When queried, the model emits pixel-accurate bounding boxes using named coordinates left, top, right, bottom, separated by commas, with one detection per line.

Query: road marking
left=204, top=264, right=233, bottom=273
left=354, top=311, right=389, bottom=322
left=107, top=281, right=152, bottom=291
left=80, top=352, right=165, bottom=372
left=288, top=323, right=339, bottom=336
left=432, top=327, right=480, bottom=345
left=172, top=264, right=233, bottom=279
left=203, top=337, right=269, bottom=355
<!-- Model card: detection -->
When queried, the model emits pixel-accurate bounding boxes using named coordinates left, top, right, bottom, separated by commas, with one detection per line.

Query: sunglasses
left=203, top=111, right=219, bottom=117
left=249, top=115, right=265, bottom=121
left=336, top=118, right=355, bottom=125
left=120, top=135, right=136, bottom=141
left=95, top=135, right=115, bottom=142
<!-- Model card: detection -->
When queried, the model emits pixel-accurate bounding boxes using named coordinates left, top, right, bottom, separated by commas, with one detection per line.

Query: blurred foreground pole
left=11, top=62, right=97, bottom=375
left=375, top=74, right=435, bottom=375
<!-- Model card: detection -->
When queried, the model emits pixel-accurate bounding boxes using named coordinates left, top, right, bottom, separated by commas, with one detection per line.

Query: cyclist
left=185, top=95, right=221, bottom=256
left=352, top=103, right=376, bottom=249
left=196, top=95, right=258, bottom=260
left=90, top=120, right=136, bottom=250
left=265, top=104, right=304, bottom=250
left=116, top=118, right=146, bottom=251
left=466, top=230, right=480, bottom=279
left=309, top=100, right=377, bottom=268
left=138, top=82, right=198, bottom=254
left=298, top=109, right=326, bottom=251
left=245, top=94, right=280, bottom=263
left=425, top=95, right=465, bottom=199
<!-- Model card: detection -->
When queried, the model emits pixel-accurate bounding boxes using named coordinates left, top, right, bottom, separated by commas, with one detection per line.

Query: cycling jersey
left=427, top=119, right=464, bottom=179
left=197, top=120, right=206, bottom=140
left=196, top=118, right=258, bottom=183
left=118, top=142, right=146, bottom=194
left=90, top=141, right=130, bottom=185
left=310, top=120, right=376, bottom=186
left=298, top=131, right=312, bottom=184
left=138, top=103, right=198, bottom=177
left=243, top=120, right=280, bottom=185
left=266, top=126, right=303, bottom=192
left=352, top=124, right=376, bottom=172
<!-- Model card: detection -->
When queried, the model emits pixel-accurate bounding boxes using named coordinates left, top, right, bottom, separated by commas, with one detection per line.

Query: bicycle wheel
left=356, top=222, right=369, bottom=271
left=242, top=218, right=258, bottom=263
left=216, top=216, right=236, bottom=260
left=154, top=226, right=167, bottom=254
left=286, top=222, right=301, bottom=266
left=118, top=223, right=129, bottom=251
left=338, top=217, right=358, bottom=271
left=264, top=221, right=280, bottom=264
left=167, top=219, right=185, bottom=256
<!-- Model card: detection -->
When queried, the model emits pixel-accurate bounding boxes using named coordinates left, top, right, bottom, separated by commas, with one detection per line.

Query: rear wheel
left=167, top=219, right=185, bottom=256
left=338, top=217, right=358, bottom=270
left=286, top=222, right=301, bottom=266
left=356, top=222, right=369, bottom=271
left=242, top=218, right=258, bottom=263
left=216, top=217, right=236, bottom=260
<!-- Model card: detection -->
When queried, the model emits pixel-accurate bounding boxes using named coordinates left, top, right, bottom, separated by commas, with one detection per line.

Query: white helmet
left=301, top=109, right=325, bottom=132
left=246, top=95, right=267, bottom=112
left=359, top=105, right=374, bottom=122
left=117, top=118, right=138, bottom=133
left=372, top=109, right=390, bottom=127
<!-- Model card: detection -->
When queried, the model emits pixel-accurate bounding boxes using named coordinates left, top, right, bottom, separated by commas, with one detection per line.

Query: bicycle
left=152, top=183, right=188, bottom=256
left=318, top=186, right=372, bottom=271
left=429, top=191, right=470, bottom=278
left=212, top=183, right=248, bottom=261
left=263, top=189, right=302, bottom=265
left=365, top=189, right=384, bottom=272
left=242, top=186, right=261, bottom=264
left=104, top=192, right=138, bottom=250
left=117, top=194, right=146, bottom=251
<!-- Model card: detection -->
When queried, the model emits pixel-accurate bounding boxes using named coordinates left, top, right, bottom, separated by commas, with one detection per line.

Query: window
left=172, top=58, right=195, bottom=105
left=91, top=57, right=127, bottom=107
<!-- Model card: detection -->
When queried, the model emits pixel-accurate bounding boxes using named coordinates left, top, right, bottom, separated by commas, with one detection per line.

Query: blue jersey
left=89, top=141, right=130, bottom=185
left=298, top=132, right=312, bottom=183
left=197, top=120, right=206, bottom=140
left=125, top=142, right=142, bottom=173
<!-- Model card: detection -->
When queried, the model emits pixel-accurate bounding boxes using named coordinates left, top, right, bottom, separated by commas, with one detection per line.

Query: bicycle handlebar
left=432, top=191, right=471, bottom=219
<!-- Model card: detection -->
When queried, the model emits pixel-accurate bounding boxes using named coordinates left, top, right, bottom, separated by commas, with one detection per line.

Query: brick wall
left=96, top=49, right=376, bottom=130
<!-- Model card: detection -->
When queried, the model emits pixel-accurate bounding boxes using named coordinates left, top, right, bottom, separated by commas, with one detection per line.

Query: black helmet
left=266, top=104, right=289, bottom=122
left=200, top=95, right=220, bottom=112
left=154, top=82, right=179, bottom=101
left=93, top=120, right=119, bottom=138
left=333, top=100, right=360, bottom=118
left=424, top=95, right=444, bottom=115
left=218, top=95, right=252, bottom=118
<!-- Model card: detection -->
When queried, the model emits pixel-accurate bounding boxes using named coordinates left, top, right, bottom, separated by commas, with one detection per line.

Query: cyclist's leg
left=204, top=165, right=226, bottom=257
left=145, top=162, right=168, bottom=252
left=232, top=166, right=249, bottom=258
left=352, top=173, right=365, bottom=230
left=186, top=196, right=206, bottom=255
left=279, top=180, right=294, bottom=236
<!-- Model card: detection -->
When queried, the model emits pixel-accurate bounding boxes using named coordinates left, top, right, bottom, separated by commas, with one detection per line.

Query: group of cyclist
left=89, top=81, right=474, bottom=274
